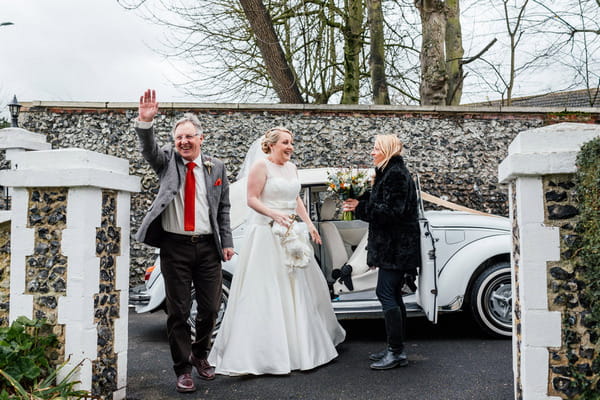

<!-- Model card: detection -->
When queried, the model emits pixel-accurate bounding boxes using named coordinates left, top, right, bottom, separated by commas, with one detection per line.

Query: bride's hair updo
left=261, top=126, right=294, bottom=154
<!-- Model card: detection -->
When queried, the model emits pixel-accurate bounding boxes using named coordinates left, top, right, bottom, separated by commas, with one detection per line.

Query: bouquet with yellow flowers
left=326, top=169, right=371, bottom=220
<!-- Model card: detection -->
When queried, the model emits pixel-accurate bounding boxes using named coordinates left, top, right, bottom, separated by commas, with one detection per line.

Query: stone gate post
left=0, top=127, right=52, bottom=326
left=0, top=148, right=140, bottom=400
left=498, top=122, right=600, bottom=399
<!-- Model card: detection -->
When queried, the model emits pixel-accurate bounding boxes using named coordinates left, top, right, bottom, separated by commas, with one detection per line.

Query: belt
left=164, top=232, right=213, bottom=244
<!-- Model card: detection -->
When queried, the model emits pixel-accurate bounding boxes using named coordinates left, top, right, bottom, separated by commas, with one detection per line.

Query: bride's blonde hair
left=374, top=134, right=403, bottom=169
left=261, top=126, right=294, bottom=154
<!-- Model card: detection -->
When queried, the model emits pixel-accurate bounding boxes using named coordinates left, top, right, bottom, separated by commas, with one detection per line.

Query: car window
left=307, top=185, right=342, bottom=221
left=302, top=186, right=319, bottom=221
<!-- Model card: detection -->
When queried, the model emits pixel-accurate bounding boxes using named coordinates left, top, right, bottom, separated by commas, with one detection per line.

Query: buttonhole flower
left=204, top=160, right=215, bottom=174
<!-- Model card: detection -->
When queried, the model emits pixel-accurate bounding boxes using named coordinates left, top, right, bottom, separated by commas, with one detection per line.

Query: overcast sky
left=0, top=0, right=197, bottom=116
left=0, top=0, right=589, bottom=119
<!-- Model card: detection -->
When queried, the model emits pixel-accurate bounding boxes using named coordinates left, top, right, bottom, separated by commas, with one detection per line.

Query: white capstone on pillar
left=0, top=127, right=52, bottom=168
left=0, top=127, right=52, bottom=212
left=0, top=148, right=140, bottom=400
left=498, top=123, right=600, bottom=400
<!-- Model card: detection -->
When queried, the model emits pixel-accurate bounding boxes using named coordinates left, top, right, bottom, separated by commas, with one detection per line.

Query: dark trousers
left=160, top=233, right=222, bottom=376
left=375, top=268, right=407, bottom=351
left=375, top=268, right=408, bottom=312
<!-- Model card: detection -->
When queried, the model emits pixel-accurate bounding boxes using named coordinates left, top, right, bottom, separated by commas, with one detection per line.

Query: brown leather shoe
left=189, top=354, right=216, bottom=380
left=176, top=373, right=196, bottom=393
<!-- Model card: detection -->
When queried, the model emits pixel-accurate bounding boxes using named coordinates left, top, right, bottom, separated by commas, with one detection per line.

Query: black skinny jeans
left=375, top=267, right=407, bottom=313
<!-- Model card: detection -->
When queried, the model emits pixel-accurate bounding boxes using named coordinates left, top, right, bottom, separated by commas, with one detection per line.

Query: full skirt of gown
left=208, top=216, right=346, bottom=376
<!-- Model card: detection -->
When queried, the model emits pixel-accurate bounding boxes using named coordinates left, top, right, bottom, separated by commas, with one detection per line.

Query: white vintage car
left=130, top=167, right=513, bottom=338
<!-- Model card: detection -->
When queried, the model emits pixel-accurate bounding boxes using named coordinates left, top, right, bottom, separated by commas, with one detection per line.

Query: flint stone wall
left=0, top=220, right=10, bottom=326
left=17, top=102, right=600, bottom=285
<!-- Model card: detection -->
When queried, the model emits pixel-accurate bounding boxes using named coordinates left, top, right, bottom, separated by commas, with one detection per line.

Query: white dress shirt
left=161, top=155, right=213, bottom=235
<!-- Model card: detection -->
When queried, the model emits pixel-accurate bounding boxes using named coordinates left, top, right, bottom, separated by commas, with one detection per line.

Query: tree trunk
left=239, top=0, right=304, bottom=103
left=341, top=0, right=364, bottom=104
left=367, top=0, right=390, bottom=104
left=416, top=0, right=448, bottom=105
left=445, top=0, right=464, bottom=105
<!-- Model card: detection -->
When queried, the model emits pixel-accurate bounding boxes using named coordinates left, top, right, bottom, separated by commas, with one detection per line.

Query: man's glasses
left=174, top=134, right=200, bottom=142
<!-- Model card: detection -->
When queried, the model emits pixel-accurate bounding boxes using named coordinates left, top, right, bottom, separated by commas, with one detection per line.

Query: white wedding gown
left=208, top=159, right=346, bottom=376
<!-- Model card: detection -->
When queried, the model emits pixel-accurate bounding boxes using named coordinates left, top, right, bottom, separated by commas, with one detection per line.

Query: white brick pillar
left=0, top=148, right=140, bottom=400
left=498, top=122, right=600, bottom=400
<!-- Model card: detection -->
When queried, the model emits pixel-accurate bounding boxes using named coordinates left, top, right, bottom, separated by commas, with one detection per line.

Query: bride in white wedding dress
left=208, top=127, right=346, bottom=376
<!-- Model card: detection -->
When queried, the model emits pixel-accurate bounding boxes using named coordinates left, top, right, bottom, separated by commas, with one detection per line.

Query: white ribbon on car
left=420, top=191, right=499, bottom=217
left=270, top=214, right=312, bottom=272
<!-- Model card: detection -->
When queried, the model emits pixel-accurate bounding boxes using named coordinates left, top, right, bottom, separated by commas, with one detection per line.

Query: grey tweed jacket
left=135, top=126, right=233, bottom=258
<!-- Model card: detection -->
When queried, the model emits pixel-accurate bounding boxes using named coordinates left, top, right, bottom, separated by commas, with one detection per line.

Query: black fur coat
left=355, top=156, right=420, bottom=272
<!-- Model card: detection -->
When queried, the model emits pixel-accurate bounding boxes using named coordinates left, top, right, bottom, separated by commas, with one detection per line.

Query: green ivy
left=571, top=135, right=600, bottom=398
left=576, top=136, right=600, bottom=332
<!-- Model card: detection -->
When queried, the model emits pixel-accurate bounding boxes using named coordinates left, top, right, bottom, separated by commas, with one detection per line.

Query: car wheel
left=469, top=262, right=512, bottom=338
left=187, top=273, right=232, bottom=343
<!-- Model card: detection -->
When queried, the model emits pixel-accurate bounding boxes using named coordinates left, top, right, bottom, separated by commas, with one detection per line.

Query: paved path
left=127, top=309, right=513, bottom=400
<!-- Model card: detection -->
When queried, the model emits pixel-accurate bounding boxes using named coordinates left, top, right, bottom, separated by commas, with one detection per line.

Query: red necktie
left=184, top=162, right=196, bottom=231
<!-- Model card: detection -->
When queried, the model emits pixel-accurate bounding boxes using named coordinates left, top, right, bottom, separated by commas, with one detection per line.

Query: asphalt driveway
left=126, top=309, right=513, bottom=400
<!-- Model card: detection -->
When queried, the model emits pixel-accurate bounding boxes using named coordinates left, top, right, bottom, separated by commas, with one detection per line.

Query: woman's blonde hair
left=261, top=126, right=294, bottom=154
left=374, top=134, right=403, bottom=169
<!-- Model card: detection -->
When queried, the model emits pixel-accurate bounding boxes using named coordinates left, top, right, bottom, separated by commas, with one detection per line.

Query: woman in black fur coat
left=343, top=134, right=420, bottom=370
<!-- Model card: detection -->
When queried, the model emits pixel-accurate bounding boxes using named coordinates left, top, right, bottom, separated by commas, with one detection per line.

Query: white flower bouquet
left=271, top=214, right=312, bottom=271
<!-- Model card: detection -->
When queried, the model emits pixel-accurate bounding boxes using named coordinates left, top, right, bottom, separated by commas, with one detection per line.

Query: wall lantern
left=8, top=95, right=22, bottom=127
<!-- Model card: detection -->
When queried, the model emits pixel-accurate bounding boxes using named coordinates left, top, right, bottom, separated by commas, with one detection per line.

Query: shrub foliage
left=0, top=316, right=90, bottom=399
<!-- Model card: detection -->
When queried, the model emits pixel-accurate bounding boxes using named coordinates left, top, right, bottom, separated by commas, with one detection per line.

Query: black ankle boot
left=370, top=306, right=408, bottom=369
left=368, top=348, right=388, bottom=361
left=370, top=348, right=408, bottom=370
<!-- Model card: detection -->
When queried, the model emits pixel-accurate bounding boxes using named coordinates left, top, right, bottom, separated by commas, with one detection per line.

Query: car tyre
left=188, top=273, right=232, bottom=343
left=469, top=262, right=512, bottom=338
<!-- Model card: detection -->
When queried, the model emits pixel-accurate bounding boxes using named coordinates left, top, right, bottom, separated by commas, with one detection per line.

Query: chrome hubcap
left=485, top=278, right=512, bottom=328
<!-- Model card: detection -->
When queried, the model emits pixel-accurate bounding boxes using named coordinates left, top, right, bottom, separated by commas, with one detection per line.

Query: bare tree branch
left=116, top=0, right=148, bottom=10
left=461, top=38, right=497, bottom=65
left=119, top=0, right=421, bottom=104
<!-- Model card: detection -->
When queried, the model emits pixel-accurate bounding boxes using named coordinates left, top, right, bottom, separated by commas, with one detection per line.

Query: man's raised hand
left=138, top=89, right=158, bottom=122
